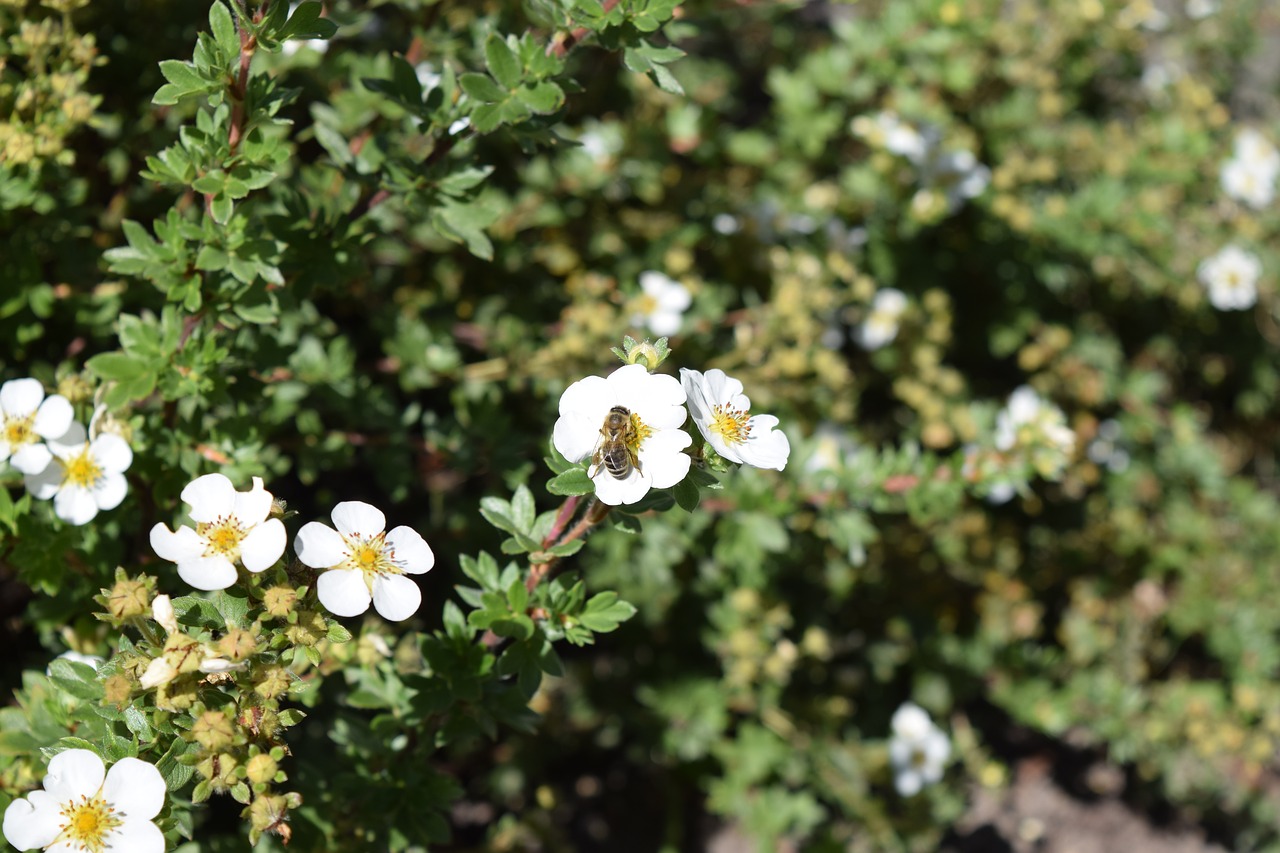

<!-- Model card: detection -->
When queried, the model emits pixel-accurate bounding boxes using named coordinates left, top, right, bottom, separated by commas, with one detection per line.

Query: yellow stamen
left=198, top=517, right=247, bottom=561
left=343, top=533, right=400, bottom=583
left=710, top=404, right=751, bottom=445
left=626, top=412, right=652, bottom=453
left=57, top=794, right=121, bottom=853
left=3, top=414, right=35, bottom=448
left=63, top=449, right=103, bottom=488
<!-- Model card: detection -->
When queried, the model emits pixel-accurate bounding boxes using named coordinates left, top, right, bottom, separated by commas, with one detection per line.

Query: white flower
left=1233, top=128, right=1280, bottom=178
left=852, top=111, right=927, bottom=162
left=552, top=363, right=692, bottom=506
left=1197, top=244, right=1261, bottom=311
left=24, top=423, right=131, bottom=526
left=152, top=594, right=179, bottom=635
left=0, top=379, right=74, bottom=476
left=415, top=62, right=441, bottom=91
left=712, top=213, right=741, bottom=235
left=295, top=501, right=435, bottom=622
left=449, top=116, right=471, bottom=136
left=805, top=423, right=856, bottom=473
left=680, top=369, right=790, bottom=470
left=2, top=749, right=166, bottom=853
left=921, top=148, right=991, bottom=211
left=856, top=288, right=909, bottom=350
left=888, top=702, right=951, bottom=797
left=1220, top=157, right=1277, bottom=208
left=150, top=474, right=287, bottom=592
left=632, top=271, right=691, bottom=337
left=1185, top=0, right=1218, bottom=18
left=994, top=386, right=1075, bottom=456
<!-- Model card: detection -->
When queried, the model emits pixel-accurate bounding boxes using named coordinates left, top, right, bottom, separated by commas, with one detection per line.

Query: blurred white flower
left=0, top=379, right=74, bottom=476
left=889, top=702, right=951, bottom=796
left=2, top=749, right=166, bottom=853
left=632, top=271, right=691, bottom=337
left=24, top=423, right=131, bottom=526
left=1197, top=244, right=1261, bottom=311
left=1233, top=128, right=1280, bottom=176
left=1185, top=0, right=1218, bottom=19
left=805, top=423, right=857, bottom=474
left=852, top=111, right=927, bottom=161
left=152, top=594, right=179, bottom=635
left=415, top=62, right=441, bottom=91
left=553, top=364, right=691, bottom=506
left=712, top=213, right=742, bottom=235
left=995, top=387, right=1076, bottom=459
left=295, top=501, right=435, bottom=622
left=856, top=288, right=909, bottom=350
left=150, top=474, right=287, bottom=591
left=680, top=368, right=790, bottom=470
left=920, top=148, right=991, bottom=212
left=1221, top=157, right=1277, bottom=208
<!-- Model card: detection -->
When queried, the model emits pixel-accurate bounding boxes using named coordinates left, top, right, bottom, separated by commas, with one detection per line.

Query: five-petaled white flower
left=857, top=288, right=909, bottom=350
left=632, top=271, right=692, bottom=337
left=553, top=363, right=692, bottom=506
left=0, top=379, right=74, bottom=477
left=888, top=702, right=951, bottom=797
left=295, top=501, right=434, bottom=622
left=680, top=368, right=790, bottom=471
left=1198, top=244, right=1261, bottom=311
left=150, top=474, right=287, bottom=591
left=2, top=749, right=166, bottom=853
left=24, top=423, right=131, bottom=526
left=994, top=386, right=1075, bottom=456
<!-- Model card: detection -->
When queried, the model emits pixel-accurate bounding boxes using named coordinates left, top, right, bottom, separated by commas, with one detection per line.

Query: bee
left=589, top=405, right=641, bottom=480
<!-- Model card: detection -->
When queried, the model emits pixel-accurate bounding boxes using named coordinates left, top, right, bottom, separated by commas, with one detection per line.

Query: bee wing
left=586, top=429, right=607, bottom=479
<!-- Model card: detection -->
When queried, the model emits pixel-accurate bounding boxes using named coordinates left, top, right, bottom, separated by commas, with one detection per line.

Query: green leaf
left=485, top=35, right=522, bottom=91
left=209, top=1, right=239, bottom=60
left=673, top=477, right=701, bottom=512
left=517, top=81, right=564, bottom=115
left=479, top=496, right=518, bottom=535
left=458, top=73, right=507, bottom=104
left=578, top=591, right=637, bottom=633
left=153, top=60, right=210, bottom=106
left=281, top=0, right=337, bottom=40
left=546, top=467, right=594, bottom=497
left=510, top=485, right=536, bottom=533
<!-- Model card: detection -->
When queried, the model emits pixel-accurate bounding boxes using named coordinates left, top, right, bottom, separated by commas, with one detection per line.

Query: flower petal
left=3, top=790, right=63, bottom=851
left=372, top=573, right=422, bottom=622
left=47, top=422, right=87, bottom=458
left=181, top=473, right=235, bottom=523
left=91, top=473, right=129, bottom=512
left=150, top=524, right=205, bottom=563
left=331, top=501, right=385, bottom=537
left=232, top=477, right=273, bottom=527
left=177, top=555, right=238, bottom=591
left=103, top=757, right=166, bottom=822
left=32, top=395, right=73, bottom=441
left=87, top=435, right=131, bottom=475
left=24, top=462, right=63, bottom=500
left=317, top=568, right=372, bottom=617
left=0, top=378, right=44, bottom=418
left=54, top=485, right=99, bottom=525
left=294, top=522, right=348, bottom=569
left=702, top=369, right=744, bottom=408
left=736, top=419, right=791, bottom=471
left=557, top=375, right=614, bottom=419
left=100, top=819, right=165, bottom=853
left=387, top=526, right=434, bottom=575
left=636, top=428, right=692, bottom=489
left=647, top=309, right=681, bottom=336
left=894, top=768, right=924, bottom=797
left=591, top=466, right=651, bottom=506
left=42, top=749, right=105, bottom=801
left=240, top=518, right=286, bottom=572
left=553, top=413, right=602, bottom=464
left=9, top=443, right=52, bottom=476
left=617, top=370, right=686, bottom=430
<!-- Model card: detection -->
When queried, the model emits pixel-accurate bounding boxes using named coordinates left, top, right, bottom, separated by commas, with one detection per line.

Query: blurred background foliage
left=3, top=0, right=1280, bottom=849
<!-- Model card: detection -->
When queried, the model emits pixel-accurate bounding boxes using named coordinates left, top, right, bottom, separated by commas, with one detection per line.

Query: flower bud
left=106, top=575, right=150, bottom=620
left=152, top=594, right=178, bottom=634
left=192, top=710, right=236, bottom=751
left=284, top=610, right=326, bottom=647
left=254, top=666, right=292, bottom=700
left=246, top=752, right=279, bottom=786
left=263, top=586, right=299, bottom=619
left=102, top=673, right=134, bottom=706
left=218, top=625, right=258, bottom=660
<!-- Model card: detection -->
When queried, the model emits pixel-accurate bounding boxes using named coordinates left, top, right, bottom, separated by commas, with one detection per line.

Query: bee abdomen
left=603, top=447, right=632, bottom=479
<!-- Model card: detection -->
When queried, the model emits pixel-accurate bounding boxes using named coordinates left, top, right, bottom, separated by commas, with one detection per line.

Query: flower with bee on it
left=553, top=364, right=691, bottom=506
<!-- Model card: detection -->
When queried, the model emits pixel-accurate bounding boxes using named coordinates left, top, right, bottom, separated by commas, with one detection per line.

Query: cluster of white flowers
left=1220, top=128, right=1279, bottom=209
left=553, top=363, right=790, bottom=507
left=856, top=288, right=909, bottom=350
left=631, top=271, right=692, bottom=337
left=851, top=111, right=991, bottom=217
left=0, top=379, right=133, bottom=526
left=994, top=386, right=1076, bottom=480
left=1197, top=244, right=1261, bottom=311
left=3, top=749, right=167, bottom=853
left=888, top=702, right=951, bottom=796
left=150, top=473, right=434, bottom=622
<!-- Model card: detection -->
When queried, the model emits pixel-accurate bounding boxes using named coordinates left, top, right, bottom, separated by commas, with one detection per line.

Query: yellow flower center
left=3, top=413, right=36, bottom=448
left=198, top=517, right=247, bottom=561
left=58, top=794, right=121, bottom=853
left=625, top=412, right=652, bottom=453
left=342, top=533, right=399, bottom=580
left=637, top=294, right=659, bottom=316
left=710, top=404, right=751, bottom=446
left=63, top=448, right=103, bottom=489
